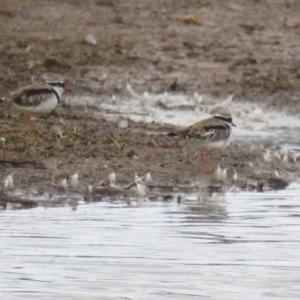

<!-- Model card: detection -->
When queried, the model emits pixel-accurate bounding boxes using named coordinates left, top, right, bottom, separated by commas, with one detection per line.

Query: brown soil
left=0, top=0, right=299, bottom=208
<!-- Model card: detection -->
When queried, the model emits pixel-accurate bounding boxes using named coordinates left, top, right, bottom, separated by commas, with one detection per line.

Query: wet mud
left=0, top=103, right=298, bottom=209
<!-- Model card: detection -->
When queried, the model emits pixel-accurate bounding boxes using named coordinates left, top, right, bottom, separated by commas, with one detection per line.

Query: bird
left=167, top=113, right=236, bottom=172
left=4, top=81, right=70, bottom=129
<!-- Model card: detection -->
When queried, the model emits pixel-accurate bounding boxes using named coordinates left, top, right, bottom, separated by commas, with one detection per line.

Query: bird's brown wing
left=166, top=125, right=191, bottom=138
left=10, top=83, right=54, bottom=107
left=167, top=117, right=231, bottom=141
left=187, top=118, right=231, bottom=141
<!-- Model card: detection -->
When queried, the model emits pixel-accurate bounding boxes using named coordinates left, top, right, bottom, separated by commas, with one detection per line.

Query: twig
left=123, top=175, right=145, bottom=190
left=0, top=160, right=35, bottom=166
left=108, top=135, right=121, bottom=149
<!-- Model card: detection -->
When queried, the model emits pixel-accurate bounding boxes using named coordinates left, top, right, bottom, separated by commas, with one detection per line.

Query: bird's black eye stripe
left=46, top=82, right=65, bottom=88
left=214, top=116, right=232, bottom=123
left=204, top=125, right=228, bottom=131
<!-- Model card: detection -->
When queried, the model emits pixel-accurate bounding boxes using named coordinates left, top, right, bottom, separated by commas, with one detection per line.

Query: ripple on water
left=1, top=184, right=300, bottom=299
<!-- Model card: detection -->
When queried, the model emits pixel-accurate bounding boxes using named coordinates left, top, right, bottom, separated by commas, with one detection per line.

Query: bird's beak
left=231, top=121, right=236, bottom=127
left=64, top=86, right=71, bottom=92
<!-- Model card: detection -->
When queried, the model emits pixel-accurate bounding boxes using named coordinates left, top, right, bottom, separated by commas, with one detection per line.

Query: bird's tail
left=0, top=97, right=10, bottom=103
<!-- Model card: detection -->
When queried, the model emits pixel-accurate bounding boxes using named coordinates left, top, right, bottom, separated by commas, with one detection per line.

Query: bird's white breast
left=198, top=136, right=231, bottom=150
left=190, top=136, right=230, bottom=151
left=12, top=94, right=58, bottom=114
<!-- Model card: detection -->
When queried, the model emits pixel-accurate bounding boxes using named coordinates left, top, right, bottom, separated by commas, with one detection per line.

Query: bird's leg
left=203, top=151, right=208, bottom=173
left=24, top=114, right=44, bottom=135
left=206, top=151, right=211, bottom=172
left=24, top=114, right=37, bottom=131
left=199, top=151, right=204, bottom=167
left=51, top=174, right=55, bottom=185
left=199, top=151, right=207, bottom=173
left=202, top=151, right=211, bottom=173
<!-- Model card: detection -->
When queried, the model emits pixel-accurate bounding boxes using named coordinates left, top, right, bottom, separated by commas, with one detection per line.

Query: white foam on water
left=68, top=85, right=300, bottom=135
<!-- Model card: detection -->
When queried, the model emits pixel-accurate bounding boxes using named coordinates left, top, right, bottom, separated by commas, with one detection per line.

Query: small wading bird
left=3, top=81, right=70, bottom=129
left=167, top=113, right=236, bottom=172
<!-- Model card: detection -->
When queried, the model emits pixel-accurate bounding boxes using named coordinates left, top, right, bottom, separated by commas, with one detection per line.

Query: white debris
left=279, top=145, right=290, bottom=157
left=273, top=151, right=281, bottom=160
left=87, top=184, right=93, bottom=194
left=50, top=125, right=66, bottom=138
left=126, top=83, right=139, bottom=98
left=193, top=92, right=203, bottom=105
left=134, top=172, right=139, bottom=181
left=220, top=168, right=227, bottom=183
left=59, top=177, right=68, bottom=190
left=69, top=172, right=79, bottom=189
left=139, top=91, right=152, bottom=107
left=249, top=162, right=254, bottom=168
left=263, top=150, right=272, bottom=163
left=233, top=171, right=238, bottom=183
left=235, top=108, right=246, bottom=118
left=0, top=137, right=6, bottom=145
left=282, top=155, right=289, bottom=164
left=274, top=171, right=280, bottom=178
left=222, top=94, right=234, bottom=107
left=145, top=172, right=152, bottom=183
left=136, top=181, right=148, bottom=198
left=85, top=34, right=97, bottom=45
left=214, top=165, right=223, bottom=181
left=118, top=118, right=129, bottom=128
left=250, top=108, right=264, bottom=122
left=250, top=145, right=256, bottom=152
left=141, top=91, right=151, bottom=104
left=3, top=174, right=14, bottom=190
left=143, top=91, right=150, bottom=99
left=253, top=170, right=262, bottom=177
left=210, top=95, right=234, bottom=114
left=108, top=172, right=116, bottom=184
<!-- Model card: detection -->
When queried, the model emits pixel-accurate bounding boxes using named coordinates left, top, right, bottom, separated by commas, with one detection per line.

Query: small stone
left=85, top=34, right=97, bottom=45
left=118, top=118, right=129, bottom=128
left=0, top=137, right=6, bottom=145
left=268, top=178, right=288, bottom=190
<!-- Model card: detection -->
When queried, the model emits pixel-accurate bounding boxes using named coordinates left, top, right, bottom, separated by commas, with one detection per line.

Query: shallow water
left=1, top=183, right=300, bottom=299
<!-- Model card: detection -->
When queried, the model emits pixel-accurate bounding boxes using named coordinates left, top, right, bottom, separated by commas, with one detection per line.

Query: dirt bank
left=1, top=0, right=300, bottom=107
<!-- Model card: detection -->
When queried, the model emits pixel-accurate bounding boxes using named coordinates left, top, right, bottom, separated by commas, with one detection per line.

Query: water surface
left=1, top=184, right=300, bottom=299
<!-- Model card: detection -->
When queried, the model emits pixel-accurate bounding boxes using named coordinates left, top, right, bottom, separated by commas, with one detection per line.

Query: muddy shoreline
left=0, top=99, right=298, bottom=209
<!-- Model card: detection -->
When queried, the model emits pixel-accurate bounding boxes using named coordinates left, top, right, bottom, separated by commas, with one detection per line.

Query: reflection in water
left=172, top=196, right=228, bottom=224
left=1, top=184, right=300, bottom=299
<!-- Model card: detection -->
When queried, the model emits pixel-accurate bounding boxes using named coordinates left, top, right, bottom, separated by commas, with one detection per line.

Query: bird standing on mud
left=167, top=112, right=236, bottom=172
left=3, top=81, right=70, bottom=129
